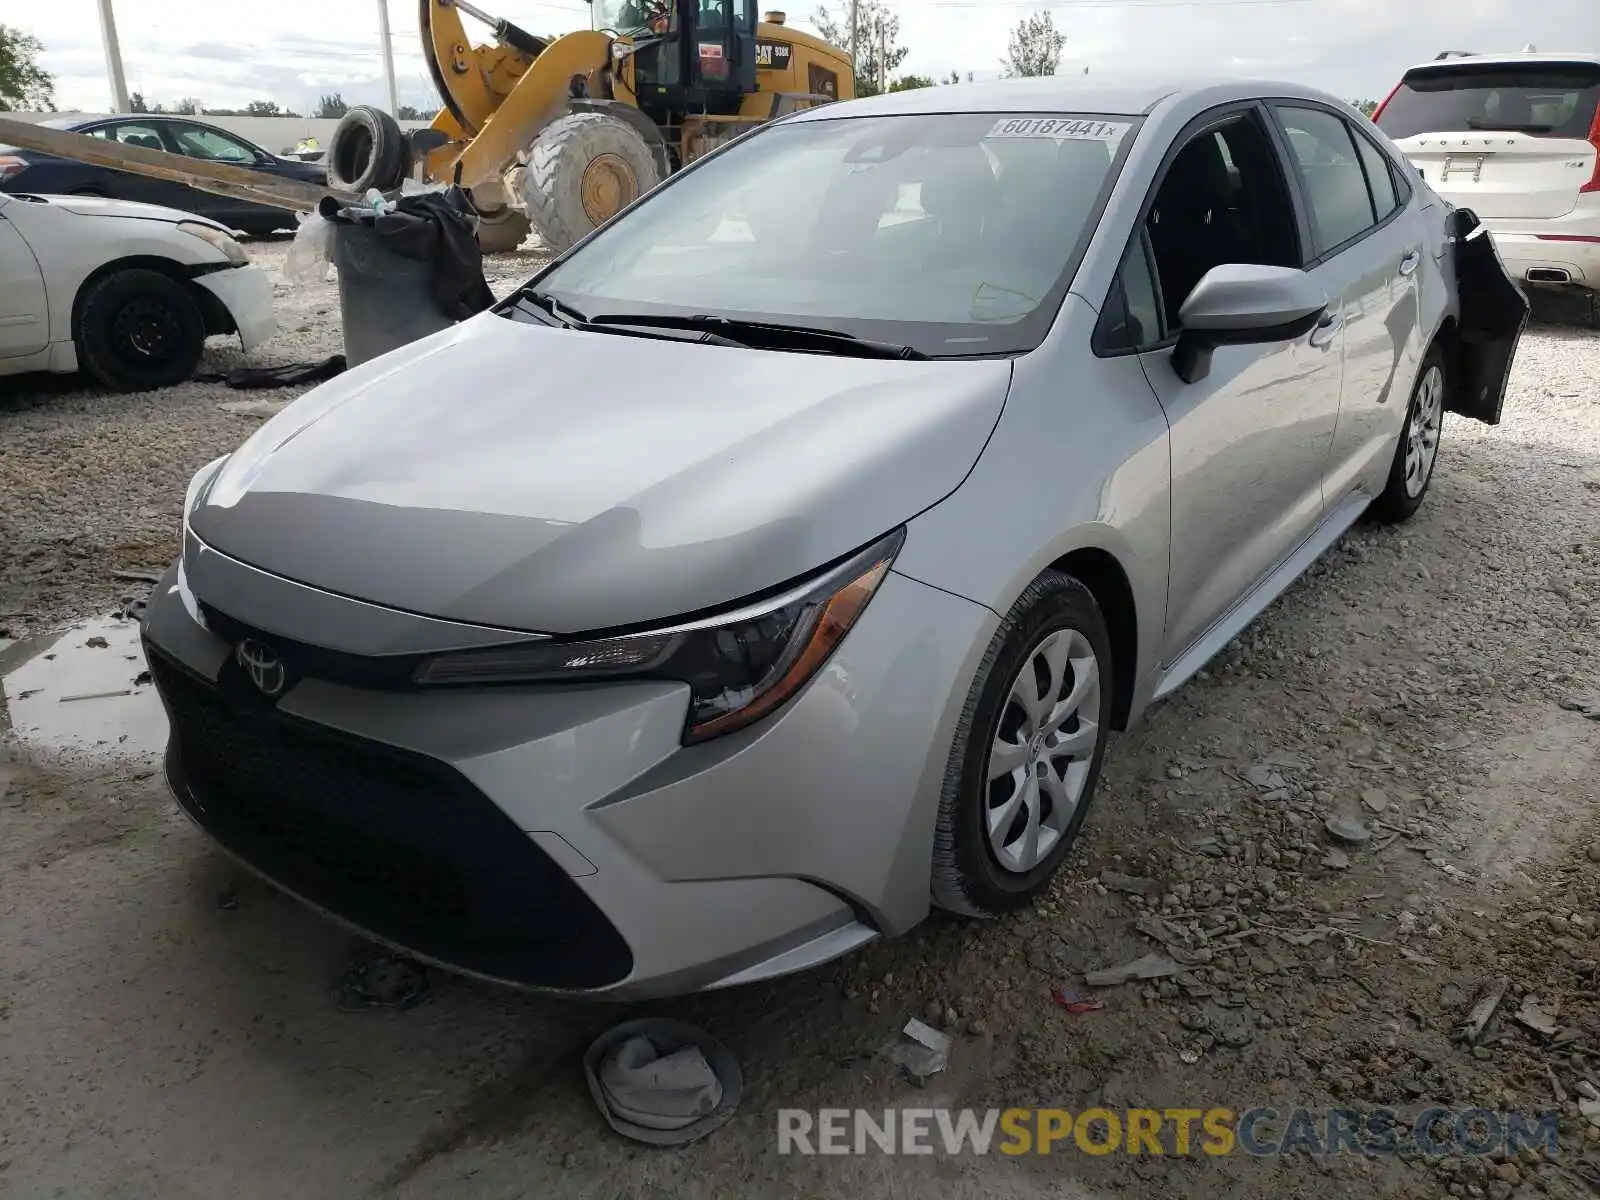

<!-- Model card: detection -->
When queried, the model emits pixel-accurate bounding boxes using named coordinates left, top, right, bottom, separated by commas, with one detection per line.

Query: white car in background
left=0, top=191, right=275, bottom=392
left=1375, top=52, right=1600, bottom=315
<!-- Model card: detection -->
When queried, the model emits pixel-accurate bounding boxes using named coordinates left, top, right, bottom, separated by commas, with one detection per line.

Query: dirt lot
left=3, top=243, right=1600, bottom=1199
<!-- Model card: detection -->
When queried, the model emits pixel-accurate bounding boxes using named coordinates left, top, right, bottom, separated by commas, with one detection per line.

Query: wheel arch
left=1045, top=546, right=1138, bottom=731
left=71, top=256, right=234, bottom=341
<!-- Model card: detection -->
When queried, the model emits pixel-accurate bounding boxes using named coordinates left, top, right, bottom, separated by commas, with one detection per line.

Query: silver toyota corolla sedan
left=143, top=76, right=1527, bottom=999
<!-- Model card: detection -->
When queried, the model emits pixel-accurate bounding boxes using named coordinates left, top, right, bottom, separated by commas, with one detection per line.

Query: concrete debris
left=217, top=398, right=292, bottom=419
left=1581, top=1097, right=1600, bottom=1130
left=1321, top=848, right=1351, bottom=870
left=1324, top=815, right=1373, bottom=845
left=1243, top=764, right=1288, bottom=790
left=1100, top=870, right=1160, bottom=897
left=1514, top=996, right=1561, bottom=1037
left=1360, top=788, right=1390, bottom=814
left=889, top=1018, right=951, bottom=1082
left=1457, top=978, right=1508, bottom=1045
left=1558, top=693, right=1600, bottom=719
left=1084, top=953, right=1182, bottom=987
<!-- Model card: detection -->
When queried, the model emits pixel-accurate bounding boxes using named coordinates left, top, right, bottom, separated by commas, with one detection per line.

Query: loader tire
left=524, top=112, right=662, bottom=253
left=328, top=105, right=408, bottom=194
left=475, top=207, right=532, bottom=253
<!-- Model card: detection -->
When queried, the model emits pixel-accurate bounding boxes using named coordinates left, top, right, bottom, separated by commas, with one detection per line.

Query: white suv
left=1376, top=52, right=1600, bottom=317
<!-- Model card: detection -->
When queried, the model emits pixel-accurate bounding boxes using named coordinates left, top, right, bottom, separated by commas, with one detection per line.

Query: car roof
left=1399, top=52, right=1600, bottom=73
left=787, top=73, right=1354, bottom=122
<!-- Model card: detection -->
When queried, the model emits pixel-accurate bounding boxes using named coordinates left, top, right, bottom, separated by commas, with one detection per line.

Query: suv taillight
left=0, top=156, right=28, bottom=183
left=1583, top=104, right=1600, bottom=194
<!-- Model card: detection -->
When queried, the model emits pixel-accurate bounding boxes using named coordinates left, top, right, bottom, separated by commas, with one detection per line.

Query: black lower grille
left=147, top=645, right=633, bottom=989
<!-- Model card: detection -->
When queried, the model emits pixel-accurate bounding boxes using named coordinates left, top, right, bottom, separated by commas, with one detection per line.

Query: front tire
left=1369, top=344, right=1446, bottom=524
left=932, top=571, right=1115, bottom=917
left=475, top=207, right=532, bottom=253
left=523, top=112, right=662, bottom=254
left=75, top=268, right=206, bottom=393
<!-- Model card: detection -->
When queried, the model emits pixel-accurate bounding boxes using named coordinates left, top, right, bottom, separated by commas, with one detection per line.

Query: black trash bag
left=370, top=185, right=496, bottom=322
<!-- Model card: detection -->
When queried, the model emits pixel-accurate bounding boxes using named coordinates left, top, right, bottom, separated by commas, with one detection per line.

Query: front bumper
left=142, top=539, right=994, bottom=999
left=197, top=264, right=276, bottom=351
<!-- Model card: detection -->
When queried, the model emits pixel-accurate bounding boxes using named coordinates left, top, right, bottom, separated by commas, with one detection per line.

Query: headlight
left=182, top=455, right=229, bottom=528
left=414, top=528, right=905, bottom=742
left=178, top=221, right=248, bottom=266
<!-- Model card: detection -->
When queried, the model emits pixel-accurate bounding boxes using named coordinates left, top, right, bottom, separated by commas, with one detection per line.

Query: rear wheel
left=1370, top=344, right=1446, bottom=524
left=524, top=112, right=662, bottom=253
left=475, top=207, right=532, bottom=253
left=74, top=268, right=206, bottom=393
left=932, top=571, right=1114, bottom=917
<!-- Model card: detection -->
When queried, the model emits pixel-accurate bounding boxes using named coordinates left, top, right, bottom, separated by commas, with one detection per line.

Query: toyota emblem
left=236, top=638, right=287, bottom=697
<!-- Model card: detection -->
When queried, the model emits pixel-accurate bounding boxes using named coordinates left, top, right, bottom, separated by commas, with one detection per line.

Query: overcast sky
left=10, top=0, right=1597, bottom=116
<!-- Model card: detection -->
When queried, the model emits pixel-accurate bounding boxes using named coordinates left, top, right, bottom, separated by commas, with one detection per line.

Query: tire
left=932, top=571, right=1116, bottom=917
left=475, top=207, right=532, bottom=253
left=523, top=112, right=663, bottom=253
left=75, top=268, right=206, bottom=393
left=327, top=105, right=408, bottom=194
left=1369, top=343, right=1447, bottom=524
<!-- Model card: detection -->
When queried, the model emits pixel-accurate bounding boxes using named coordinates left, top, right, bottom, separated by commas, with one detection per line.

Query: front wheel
left=74, top=268, right=206, bottom=393
left=932, top=571, right=1115, bottom=917
left=523, top=112, right=663, bottom=254
left=1369, top=345, right=1446, bottom=524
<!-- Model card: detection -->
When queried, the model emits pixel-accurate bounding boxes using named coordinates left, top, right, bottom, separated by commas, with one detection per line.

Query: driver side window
left=1144, top=111, right=1301, bottom=330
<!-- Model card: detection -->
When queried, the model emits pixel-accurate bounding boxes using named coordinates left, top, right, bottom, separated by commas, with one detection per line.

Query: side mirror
left=1171, top=264, right=1329, bottom=384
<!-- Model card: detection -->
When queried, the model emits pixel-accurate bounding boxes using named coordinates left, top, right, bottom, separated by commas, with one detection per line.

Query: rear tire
left=327, top=105, right=408, bottom=194
left=75, top=268, right=206, bottom=393
left=523, top=112, right=662, bottom=253
left=1369, top=343, right=1447, bottom=524
left=931, top=571, right=1115, bottom=917
left=475, top=207, right=532, bottom=253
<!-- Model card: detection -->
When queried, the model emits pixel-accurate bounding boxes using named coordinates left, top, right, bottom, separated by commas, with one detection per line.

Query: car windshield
left=527, top=111, right=1136, bottom=357
left=1378, top=62, right=1600, bottom=139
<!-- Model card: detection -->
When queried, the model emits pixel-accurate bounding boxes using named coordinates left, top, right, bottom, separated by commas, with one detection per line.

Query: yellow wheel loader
left=326, top=0, right=854, bottom=252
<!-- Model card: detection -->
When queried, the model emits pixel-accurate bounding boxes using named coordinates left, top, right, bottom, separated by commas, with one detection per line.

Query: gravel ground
left=3, top=242, right=1600, bottom=1199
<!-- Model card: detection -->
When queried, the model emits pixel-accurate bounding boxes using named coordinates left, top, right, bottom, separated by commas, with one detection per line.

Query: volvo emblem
left=235, top=638, right=287, bottom=697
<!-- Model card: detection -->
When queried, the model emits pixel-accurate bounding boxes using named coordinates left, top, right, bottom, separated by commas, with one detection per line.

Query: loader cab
left=603, top=0, right=759, bottom=117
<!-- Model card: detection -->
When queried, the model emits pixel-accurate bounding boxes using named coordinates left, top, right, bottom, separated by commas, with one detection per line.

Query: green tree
left=397, top=104, right=438, bottom=121
left=944, top=69, right=961, bottom=85
left=315, top=93, right=348, bottom=119
left=173, top=96, right=202, bottom=115
left=129, top=90, right=149, bottom=113
left=1003, top=11, right=1063, bottom=78
left=244, top=99, right=281, bottom=117
left=812, top=0, right=907, bottom=97
left=1352, top=98, right=1379, bottom=118
left=0, top=25, right=55, bottom=111
left=889, top=74, right=934, bottom=92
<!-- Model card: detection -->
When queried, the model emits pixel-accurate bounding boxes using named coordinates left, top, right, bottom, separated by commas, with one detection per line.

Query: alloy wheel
left=1405, top=364, right=1444, bottom=498
left=983, top=627, right=1102, bottom=874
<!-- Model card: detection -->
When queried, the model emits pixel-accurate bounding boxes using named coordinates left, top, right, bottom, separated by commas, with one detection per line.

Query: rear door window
left=1276, top=106, right=1377, bottom=257
left=1377, top=63, right=1600, bottom=140
left=1352, top=130, right=1400, bottom=219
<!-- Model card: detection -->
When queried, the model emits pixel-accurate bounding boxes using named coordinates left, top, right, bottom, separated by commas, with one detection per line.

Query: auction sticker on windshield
left=988, top=118, right=1129, bottom=143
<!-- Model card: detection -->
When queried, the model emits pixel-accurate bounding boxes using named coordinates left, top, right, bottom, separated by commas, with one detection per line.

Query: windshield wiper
left=1464, top=118, right=1556, bottom=133
left=509, top=291, right=744, bottom=347
left=584, top=313, right=930, bottom=360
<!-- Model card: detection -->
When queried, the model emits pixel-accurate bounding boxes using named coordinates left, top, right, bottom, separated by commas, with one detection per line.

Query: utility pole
left=96, top=0, right=131, bottom=114
left=378, top=0, right=401, bottom=116
left=847, top=0, right=859, bottom=89
left=879, top=15, right=887, bottom=92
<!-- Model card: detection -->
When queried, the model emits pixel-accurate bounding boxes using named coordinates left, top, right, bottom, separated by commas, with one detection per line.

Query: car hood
left=27, top=193, right=220, bottom=226
left=190, top=312, right=1012, bottom=634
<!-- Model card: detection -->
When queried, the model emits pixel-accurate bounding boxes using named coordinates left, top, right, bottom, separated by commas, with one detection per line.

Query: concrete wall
left=3, top=112, right=433, bottom=157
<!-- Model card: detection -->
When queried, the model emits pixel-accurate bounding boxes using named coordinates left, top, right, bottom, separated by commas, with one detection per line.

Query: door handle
left=1399, top=250, right=1421, bottom=277
left=1308, top=312, right=1343, bottom=349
